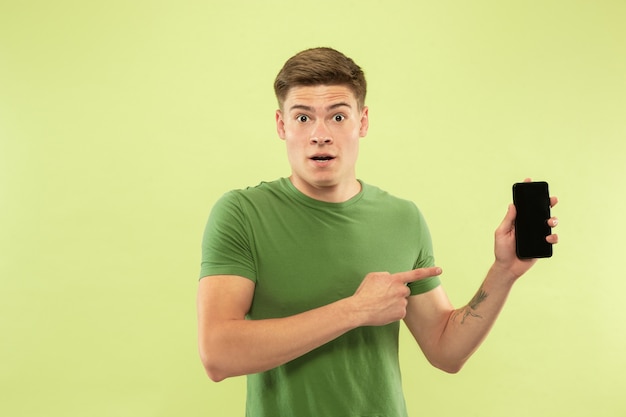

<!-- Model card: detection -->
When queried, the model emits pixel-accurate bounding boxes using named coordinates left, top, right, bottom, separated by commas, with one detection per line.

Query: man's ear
left=276, top=110, right=286, bottom=140
left=359, top=106, right=369, bottom=137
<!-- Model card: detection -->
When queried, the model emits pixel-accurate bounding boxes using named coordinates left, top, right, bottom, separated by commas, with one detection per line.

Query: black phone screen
left=512, top=181, right=552, bottom=259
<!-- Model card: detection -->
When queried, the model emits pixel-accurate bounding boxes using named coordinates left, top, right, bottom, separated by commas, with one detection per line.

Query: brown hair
left=274, top=47, right=367, bottom=110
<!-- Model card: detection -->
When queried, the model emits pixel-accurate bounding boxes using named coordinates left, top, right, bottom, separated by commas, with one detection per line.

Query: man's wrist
left=488, top=262, right=520, bottom=286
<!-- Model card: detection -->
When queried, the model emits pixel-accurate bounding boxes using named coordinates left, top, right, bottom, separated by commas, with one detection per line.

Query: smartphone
left=512, top=181, right=552, bottom=259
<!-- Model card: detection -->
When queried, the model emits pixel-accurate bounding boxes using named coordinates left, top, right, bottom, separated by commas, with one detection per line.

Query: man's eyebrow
left=327, top=102, right=352, bottom=111
left=288, top=104, right=314, bottom=112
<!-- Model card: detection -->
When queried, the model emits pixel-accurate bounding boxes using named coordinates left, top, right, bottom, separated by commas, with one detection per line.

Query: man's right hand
left=350, top=267, right=443, bottom=326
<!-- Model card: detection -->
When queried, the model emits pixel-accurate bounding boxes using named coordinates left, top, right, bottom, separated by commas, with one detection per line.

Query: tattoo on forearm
left=452, top=288, right=489, bottom=324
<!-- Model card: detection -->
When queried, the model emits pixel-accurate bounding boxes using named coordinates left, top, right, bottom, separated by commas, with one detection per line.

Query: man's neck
left=289, top=176, right=362, bottom=203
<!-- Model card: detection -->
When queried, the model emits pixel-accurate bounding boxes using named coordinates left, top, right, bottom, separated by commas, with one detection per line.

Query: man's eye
left=297, top=115, right=309, bottom=123
left=333, top=114, right=345, bottom=122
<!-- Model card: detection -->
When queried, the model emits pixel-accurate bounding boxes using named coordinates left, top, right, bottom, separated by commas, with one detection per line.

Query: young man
left=197, top=47, right=559, bottom=416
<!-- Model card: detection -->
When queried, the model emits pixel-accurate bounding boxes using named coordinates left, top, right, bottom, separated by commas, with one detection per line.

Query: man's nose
left=310, top=136, right=333, bottom=145
left=310, top=122, right=333, bottom=145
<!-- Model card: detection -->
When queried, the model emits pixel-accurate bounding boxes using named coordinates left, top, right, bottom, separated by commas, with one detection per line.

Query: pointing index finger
left=394, top=267, right=443, bottom=284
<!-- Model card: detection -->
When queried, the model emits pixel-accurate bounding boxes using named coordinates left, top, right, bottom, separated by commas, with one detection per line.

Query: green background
left=1, top=0, right=624, bottom=416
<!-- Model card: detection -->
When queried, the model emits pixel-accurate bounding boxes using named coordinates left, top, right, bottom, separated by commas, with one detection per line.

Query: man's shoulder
left=362, top=182, right=419, bottom=210
left=228, top=178, right=284, bottom=194
left=217, top=178, right=290, bottom=207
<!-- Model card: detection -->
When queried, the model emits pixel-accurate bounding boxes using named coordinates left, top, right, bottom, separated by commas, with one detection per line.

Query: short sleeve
left=408, top=204, right=441, bottom=295
left=199, top=192, right=257, bottom=282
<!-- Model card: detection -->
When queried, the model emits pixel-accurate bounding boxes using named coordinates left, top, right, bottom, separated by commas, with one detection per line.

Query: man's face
left=275, top=85, right=369, bottom=201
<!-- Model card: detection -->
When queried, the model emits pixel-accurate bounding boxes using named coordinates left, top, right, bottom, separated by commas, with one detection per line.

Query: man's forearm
left=437, top=264, right=517, bottom=371
left=406, top=263, right=518, bottom=374
left=200, top=297, right=360, bottom=382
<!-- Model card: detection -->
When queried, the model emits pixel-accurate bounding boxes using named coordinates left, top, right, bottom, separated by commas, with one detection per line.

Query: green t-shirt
left=200, top=178, right=440, bottom=417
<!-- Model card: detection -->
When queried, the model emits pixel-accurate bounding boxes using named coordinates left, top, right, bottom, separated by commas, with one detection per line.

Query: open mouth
left=311, top=156, right=335, bottom=162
